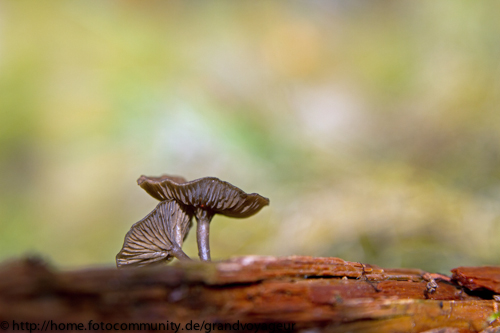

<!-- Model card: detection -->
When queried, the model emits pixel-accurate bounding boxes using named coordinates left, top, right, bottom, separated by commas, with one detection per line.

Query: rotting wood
left=452, top=266, right=500, bottom=294
left=0, top=255, right=499, bottom=333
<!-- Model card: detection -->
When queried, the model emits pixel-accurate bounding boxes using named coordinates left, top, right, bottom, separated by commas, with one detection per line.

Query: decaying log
left=452, top=267, right=500, bottom=295
left=0, top=256, right=499, bottom=332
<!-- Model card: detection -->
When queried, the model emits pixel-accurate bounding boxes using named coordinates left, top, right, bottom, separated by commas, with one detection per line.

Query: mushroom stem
left=171, top=245, right=192, bottom=261
left=195, top=208, right=214, bottom=261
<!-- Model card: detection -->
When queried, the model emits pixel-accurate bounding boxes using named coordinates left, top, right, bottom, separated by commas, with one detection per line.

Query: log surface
left=0, top=256, right=499, bottom=332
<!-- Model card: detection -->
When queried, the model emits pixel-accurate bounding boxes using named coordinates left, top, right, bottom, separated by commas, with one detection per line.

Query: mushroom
left=137, top=175, right=270, bottom=261
left=116, top=199, right=192, bottom=268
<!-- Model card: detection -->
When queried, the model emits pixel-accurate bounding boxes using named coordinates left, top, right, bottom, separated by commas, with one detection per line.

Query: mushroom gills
left=137, top=174, right=270, bottom=261
left=116, top=200, right=193, bottom=268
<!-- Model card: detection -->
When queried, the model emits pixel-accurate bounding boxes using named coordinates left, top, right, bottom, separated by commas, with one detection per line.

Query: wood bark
left=0, top=256, right=499, bottom=332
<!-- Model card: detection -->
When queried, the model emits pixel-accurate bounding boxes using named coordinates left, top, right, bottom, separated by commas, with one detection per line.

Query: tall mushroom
left=116, top=199, right=192, bottom=268
left=137, top=175, right=270, bottom=261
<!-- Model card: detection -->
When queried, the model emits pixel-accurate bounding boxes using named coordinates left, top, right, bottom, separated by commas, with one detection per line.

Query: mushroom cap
left=116, top=199, right=192, bottom=268
left=137, top=175, right=270, bottom=218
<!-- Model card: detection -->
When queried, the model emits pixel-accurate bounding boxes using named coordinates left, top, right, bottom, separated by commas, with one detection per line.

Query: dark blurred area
left=1, top=1, right=500, bottom=272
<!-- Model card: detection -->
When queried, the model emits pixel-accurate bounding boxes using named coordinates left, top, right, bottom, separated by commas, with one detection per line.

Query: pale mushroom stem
left=195, top=208, right=214, bottom=261
left=171, top=222, right=191, bottom=261
left=171, top=245, right=192, bottom=261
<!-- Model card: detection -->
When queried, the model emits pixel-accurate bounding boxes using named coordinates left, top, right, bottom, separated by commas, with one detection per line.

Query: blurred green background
left=1, top=1, right=500, bottom=273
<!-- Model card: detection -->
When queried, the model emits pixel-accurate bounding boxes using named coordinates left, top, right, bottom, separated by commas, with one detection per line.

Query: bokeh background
left=1, top=1, right=500, bottom=273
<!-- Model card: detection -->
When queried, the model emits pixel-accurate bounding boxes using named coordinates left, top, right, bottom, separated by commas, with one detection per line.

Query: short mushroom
left=116, top=199, right=192, bottom=268
left=137, top=175, right=270, bottom=261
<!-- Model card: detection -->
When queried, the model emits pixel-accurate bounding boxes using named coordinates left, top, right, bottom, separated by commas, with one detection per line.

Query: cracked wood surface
left=0, top=256, right=499, bottom=332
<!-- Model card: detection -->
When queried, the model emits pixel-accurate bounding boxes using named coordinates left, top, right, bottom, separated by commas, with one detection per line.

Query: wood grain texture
left=452, top=266, right=500, bottom=294
left=1, top=256, right=500, bottom=333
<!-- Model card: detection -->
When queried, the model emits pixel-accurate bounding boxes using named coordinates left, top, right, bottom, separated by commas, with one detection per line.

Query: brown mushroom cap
left=137, top=175, right=269, bottom=218
left=116, top=199, right=192, bottom=268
